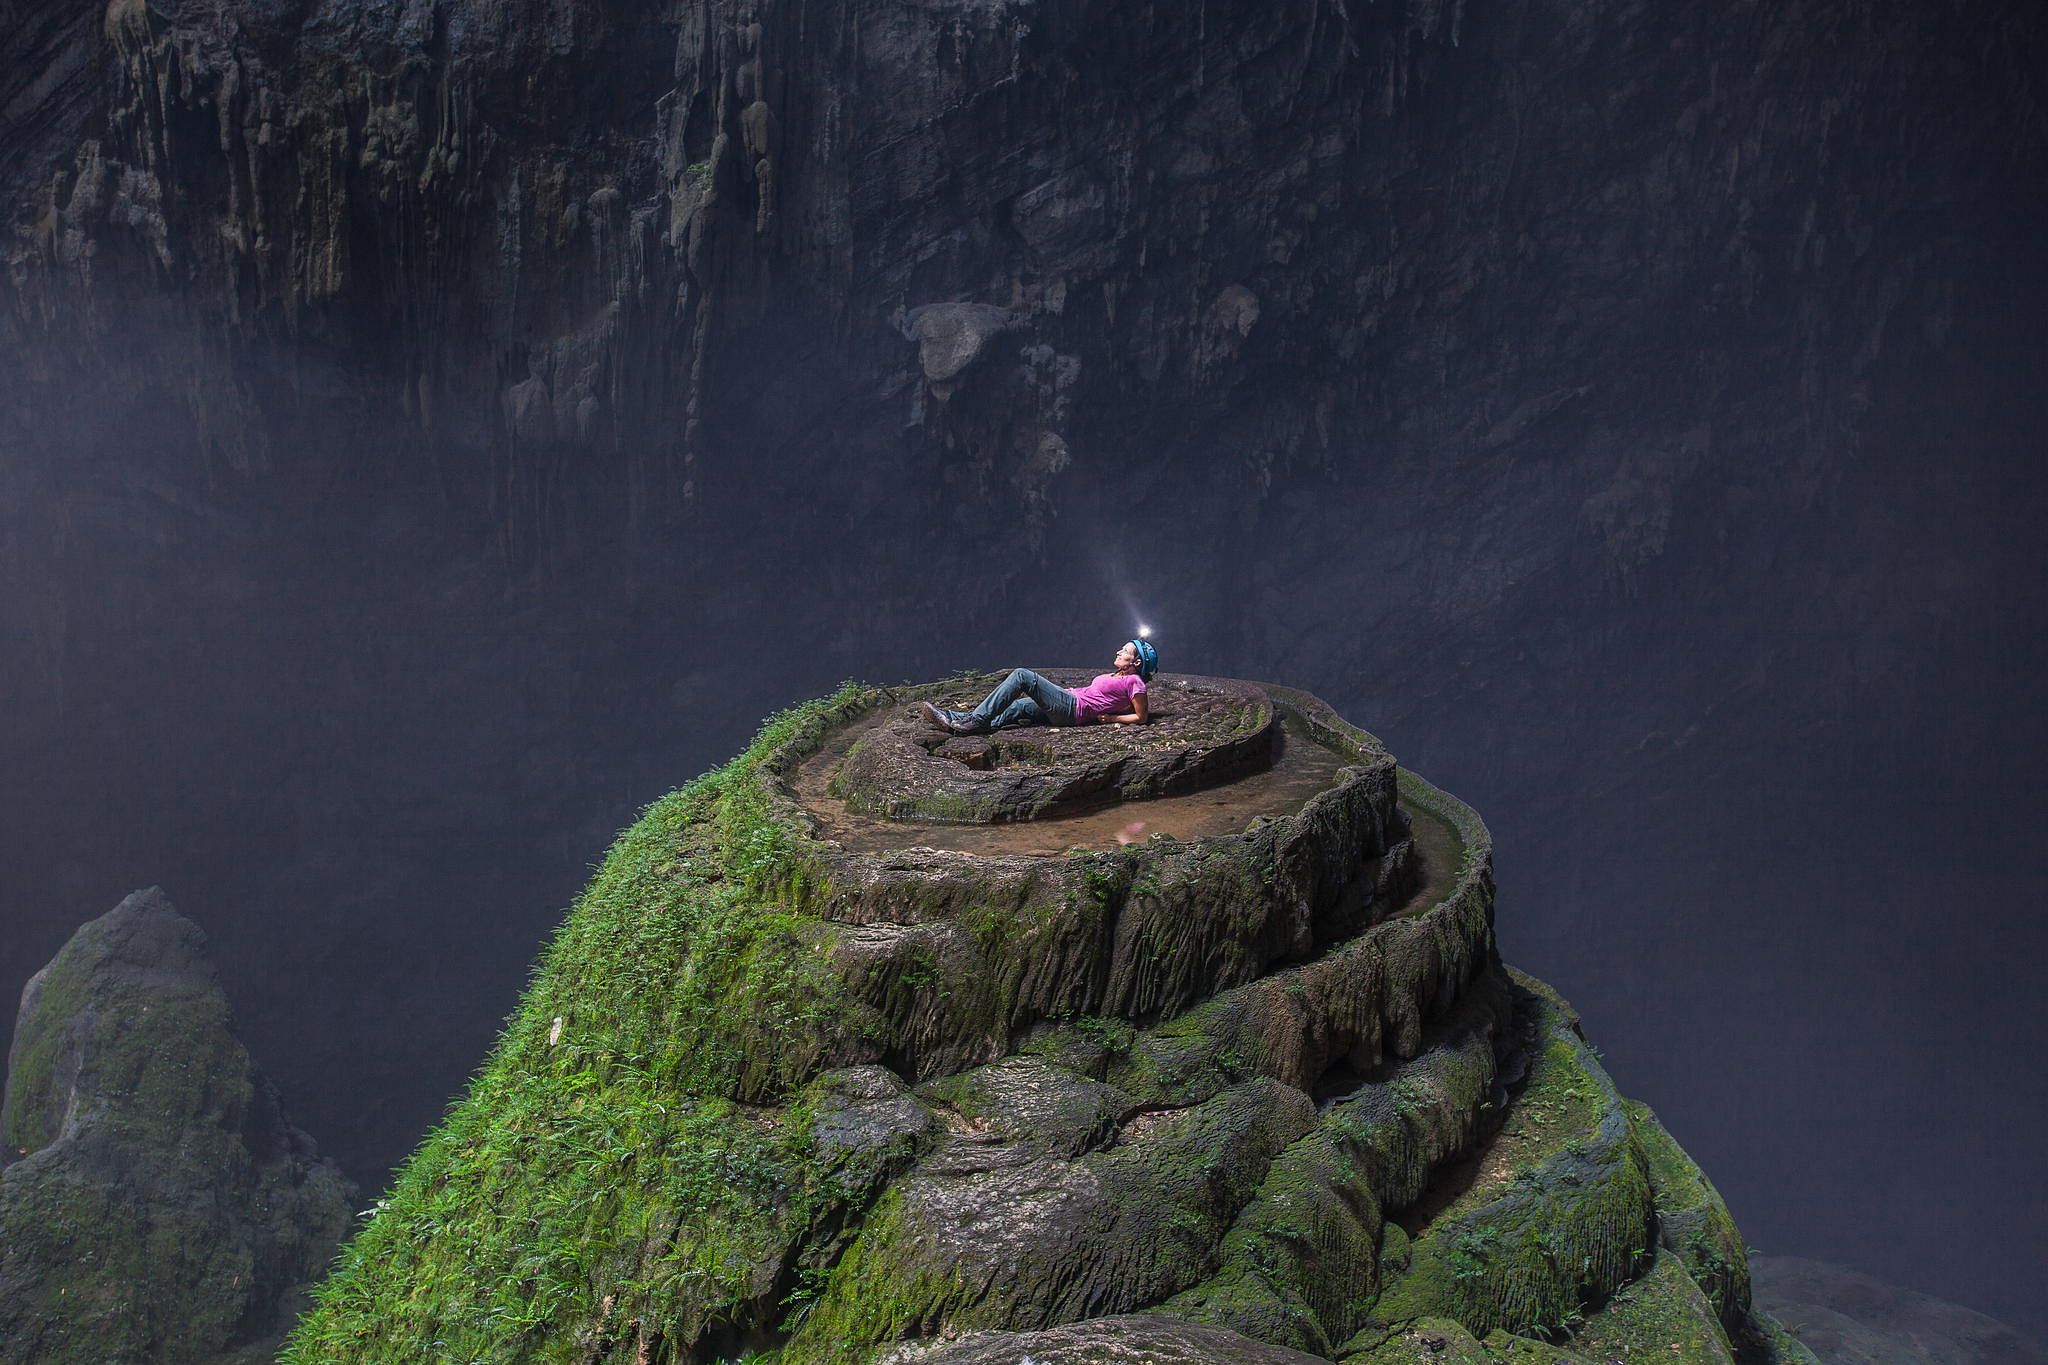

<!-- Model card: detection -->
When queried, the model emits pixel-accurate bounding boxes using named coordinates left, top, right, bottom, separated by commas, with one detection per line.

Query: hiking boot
left=919, top=702, right=985, bottom=735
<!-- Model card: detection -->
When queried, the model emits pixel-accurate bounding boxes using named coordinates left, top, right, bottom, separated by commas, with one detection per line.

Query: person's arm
left=1110, top=691, right=1150, bottom=723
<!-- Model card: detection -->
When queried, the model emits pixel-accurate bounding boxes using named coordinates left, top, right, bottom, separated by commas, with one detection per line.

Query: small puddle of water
left=794, top=716, right=1369, bottom=856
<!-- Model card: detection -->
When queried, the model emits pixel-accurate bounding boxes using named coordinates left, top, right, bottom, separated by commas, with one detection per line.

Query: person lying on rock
left=921, top=639, right=1157, bottom=735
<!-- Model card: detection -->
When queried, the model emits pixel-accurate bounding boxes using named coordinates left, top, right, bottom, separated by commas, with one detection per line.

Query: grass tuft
left=284, top=685, right=876, bottom=1361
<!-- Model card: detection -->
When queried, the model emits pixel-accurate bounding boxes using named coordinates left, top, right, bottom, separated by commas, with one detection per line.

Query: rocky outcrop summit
left=288, top=679, right=1814, bottom=1364
left=833, top=674, right=1277, bottom=824
left=0, top=888, right=355, bottom=1365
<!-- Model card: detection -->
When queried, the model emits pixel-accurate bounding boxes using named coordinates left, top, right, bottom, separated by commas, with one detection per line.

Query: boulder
left=1750, top=1257, right=2048, bottom=1365
left=0, top=889, right=355, bottom=1365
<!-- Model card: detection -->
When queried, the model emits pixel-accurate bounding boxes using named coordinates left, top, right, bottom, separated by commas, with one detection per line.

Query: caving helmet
left=1128, top=637, right=1159, bottom=681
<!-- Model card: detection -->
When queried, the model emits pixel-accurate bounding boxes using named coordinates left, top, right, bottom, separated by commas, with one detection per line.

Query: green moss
left=787, top=1080, right=1313, bottom=1363
left=1371, top=989, right=1654, bottom=1340
left=1478, top=1328, right=1596, bottom=1365
left=905, top=788, right=996, bottom=824
left=776, top=1188, right=977, bottom=1364
left=285, top=685, right=893, bottom=1362
left=293, top=1088, right=826, bottom=1359
left=1566, top=1249, right=1736, bottom=1365
left=277, top=682, right=1684, bottom=1364
left=957, top=903, right=1008, bottom=958
left=1625, top=1101, right=1750, bottom=1325
left=0, top=897, right=351, bottom=1364
left=2, top=938, right=243, bottom=1158
left=0, top=1158, right=255, bottom=1361
left=1744, top=1309, right=1826, bottom=1365
left=1166, top=989, right=1509, bottom=1355
left=1394, top=768, right=1491, bottom=883
left=1162, top=1267, right=1322, bottom=1354
left=1071, top=1014, right=1138, bottom=1057
left=0, top=963, right=86, bottom=1155
left=1338, top=1317, right=1497, bottom=1365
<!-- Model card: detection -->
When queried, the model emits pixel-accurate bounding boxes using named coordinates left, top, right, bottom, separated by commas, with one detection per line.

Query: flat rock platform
left=823, top=671, right=1279, bottom=825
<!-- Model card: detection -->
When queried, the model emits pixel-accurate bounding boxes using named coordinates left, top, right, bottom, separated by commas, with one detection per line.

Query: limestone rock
left=829, top=672, right=1278, bottom=824
left=902, top=304, right=1027, bottom=396
left=1750, top=1257, right=2048, bottom=1365
left=0, top=888, right=355, bottom=1365
left=279, top=682, right=1800, bottom=1363
left=877, top=1313, right=1334, bottom=1363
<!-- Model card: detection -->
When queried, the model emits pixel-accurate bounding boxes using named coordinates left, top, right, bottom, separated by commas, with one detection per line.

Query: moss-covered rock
left=1742, top=1307, right=1829, bottom=1365
left=785, top=1077, right=1317, bottom=1362
left=876, top=1312, right=1335, bottom=1363
left=1627, top=1100, right=1750, bottom=1327
left=1163, top=982, right=1515, bottom=1355
left=284, top=680, right=1772, bottom=1364
left=914, top=1055, right=1124, bottom=1158
left=778, top=684, right=1414, bottom=1077
left=1368, top=978, right=1656, bottom=1338
left=1567, top=1249, right=1739, bottom=1365
left=1340, top=1318, right=1514, bottom=1365
left=0, top=889, right=355, bottom=1365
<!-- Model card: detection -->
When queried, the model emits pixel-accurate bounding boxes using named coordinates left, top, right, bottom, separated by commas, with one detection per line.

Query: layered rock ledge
left=284, top=681, right=1815, bottom=1365
left=826, top=672, right=1278, bottom=824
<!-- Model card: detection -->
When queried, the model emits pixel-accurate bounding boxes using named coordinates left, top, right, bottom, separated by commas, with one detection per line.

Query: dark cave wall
left=7, top=0, right=2035, bottom=560
left=5, top=0, right=2042, bottom=732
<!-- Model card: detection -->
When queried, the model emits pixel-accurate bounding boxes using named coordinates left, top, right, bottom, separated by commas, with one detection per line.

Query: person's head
left=1117, top=638, right=1159, bottom=681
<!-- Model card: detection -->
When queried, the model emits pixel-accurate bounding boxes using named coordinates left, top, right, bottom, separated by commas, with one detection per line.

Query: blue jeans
left=970, top=668, right=1078, bottom=731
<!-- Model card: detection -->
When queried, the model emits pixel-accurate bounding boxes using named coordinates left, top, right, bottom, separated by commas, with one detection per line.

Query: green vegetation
left=0, top=895, right=355, bottom=1365
left=0, top=961, right=91, bottom=1154
left=1165, top=989, right=1507, bottom=1356
left=1341, top=1318, right=1504, bottom=1365
left=285, top=685, right=888, bottom=1361
left=1566, top=1249, right=1736, bottom=1365
left=274, top=680, right=1755, bottom=1365
left=1340, top=987, right=1762, bottom=1362
left=770, top=1188, right=978, bottom=1363
left=2, top=931, right=241, bottom=1157
left=2, top=1151, right=256, bottom=1360
left=784, top=1079, right=1314, bottom=1364
left=1396, top=767, right=1490, bottom=886
left=1370, top=988, right=1654, bottom=1340
left=1625, top=1100, right=1750, bottom=1326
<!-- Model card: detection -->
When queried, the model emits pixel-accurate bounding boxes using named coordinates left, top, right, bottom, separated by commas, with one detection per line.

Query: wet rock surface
left=831, top=672, right=1276, bottom=824
left=0, top=888, right=355, bottom=1365
left=874, top=1313, right=1336, bottom=1364
left=282, top=681, right=1820, bottom=1365
left=753, top=681, right=1415, bottom=1081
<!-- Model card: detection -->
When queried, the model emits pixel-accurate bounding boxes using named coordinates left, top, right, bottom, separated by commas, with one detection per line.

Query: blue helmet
left=1129, top=637, right=1159, bottom=681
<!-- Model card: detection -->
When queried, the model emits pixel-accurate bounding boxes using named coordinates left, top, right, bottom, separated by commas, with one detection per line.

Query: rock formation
left=0, top=888, right=356, bottom=1365
left=0, top=1, right=2042, bottom=1307
left=1751, top=1258, right=2048, bottom=1365
left=1, top=0, right=2037, bottom=583
left=286, top=678, right=1815, bottom=1363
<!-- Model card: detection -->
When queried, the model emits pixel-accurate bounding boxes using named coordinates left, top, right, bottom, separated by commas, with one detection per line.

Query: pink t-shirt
left=1070, top=672, right=1148, bottom=724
